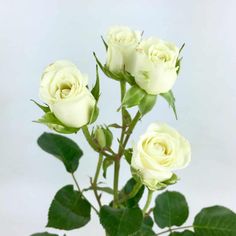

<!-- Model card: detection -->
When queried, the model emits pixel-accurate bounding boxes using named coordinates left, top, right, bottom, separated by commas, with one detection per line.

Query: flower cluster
left=106, top=26, right=180, bottom=95
left=36, top=26, right=189, bottom=191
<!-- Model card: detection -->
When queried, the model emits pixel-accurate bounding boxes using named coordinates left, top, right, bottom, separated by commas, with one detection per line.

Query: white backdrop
left=1, top=0, right=236, bottom=235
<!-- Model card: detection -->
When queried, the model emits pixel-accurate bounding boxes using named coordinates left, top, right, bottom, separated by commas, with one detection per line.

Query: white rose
left=106, top=26, right=141, bottom=73
left=132, top=38, right=179, bottom=95
left=131, top=123, right=191, bottom=190
left=39, top=60, right=96, bottom=128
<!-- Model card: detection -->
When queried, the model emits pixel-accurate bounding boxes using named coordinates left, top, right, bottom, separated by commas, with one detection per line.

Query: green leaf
left=193, top=205, right=236, bottom=236
left=143, top=215, right=154, bottom=228
left=47, top=185, right=91, bottom=230
left=100, top=206, right=143, bottom=236
left=37, top=132, right=83, bottom=173
left=101, top=36, right=108, bottom=50
left=132, top=216, right=155, bottom=236
left=36, top=112, right=79, bottom=134
left=124, top=148, right=133, bottom=164
left=122, top=86, right=146, bottom=108
left=31, top=233, right=59, bottom=236
left=31, top=99, right=50, bottom=113
left=139, top=94, right=157, bottom=115
left=153, top=191, right=189, bottom=228
left=102, top=157, right=114, bottom=178
left=131, top=224, right=155, bottom=236
left=160, top=90, right=177, bottom=119
left=91, top=65, right=100, bottom=101
left=119, top=178, right=144, bottom=208
left=170, top=230, right=195, bottom=235
left=93, top=52, right=135, bottom=85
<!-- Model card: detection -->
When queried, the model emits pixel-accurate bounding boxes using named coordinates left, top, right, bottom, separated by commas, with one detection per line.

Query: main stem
left=113, top=157, right=120, bottom=207
left=113, top=81, right=126, bottom=207
left=122, top=111, right=142, bottom=150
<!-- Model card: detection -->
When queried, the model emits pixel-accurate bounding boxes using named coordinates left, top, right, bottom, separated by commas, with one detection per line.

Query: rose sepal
left=89, top=102, right=99, bottom=124
left=93, top=52, right=135, bottom=85
left=131, top=167, right=179, bottom=191
left=121, top=85, right=146, bottom=108
left=91, top=65, right=100, bottom=101
left=176, top=43, right=185, bottom=75
left=34, top=111, right=79, bottom=134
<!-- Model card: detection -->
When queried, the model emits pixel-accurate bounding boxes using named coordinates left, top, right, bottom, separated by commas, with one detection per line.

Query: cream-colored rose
left=106, top=26, right=141, bottom=73
left=132, top=38, right=179, bottom=95
left=39, top=60, right=96, bottom=128
left=131, top=123, right=191, bottom=190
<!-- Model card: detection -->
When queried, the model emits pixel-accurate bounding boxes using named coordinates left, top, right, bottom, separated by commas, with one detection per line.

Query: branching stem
left=156, top=226, right=193, bottom=235
left=71, top=173, right=99, bottom=215
left=82, top=126, right=113, bottom=158
left=92, top=153, right=103, bottom=208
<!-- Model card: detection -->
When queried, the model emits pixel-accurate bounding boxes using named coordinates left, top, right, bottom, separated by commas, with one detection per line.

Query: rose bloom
left=39, top=60, right=96, bottom=128
left=131, top=123, right=191, bottom=190
left=131, top=38, right=179, bottom=95
left=106, top=26, right=141, bottom=73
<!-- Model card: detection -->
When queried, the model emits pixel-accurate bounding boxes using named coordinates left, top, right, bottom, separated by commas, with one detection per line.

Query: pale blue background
left=1, top=0, right=236, bottom=235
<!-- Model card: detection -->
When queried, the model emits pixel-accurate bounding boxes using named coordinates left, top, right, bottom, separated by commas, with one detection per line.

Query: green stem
left=71, top=173, right=81, bottom=192
left=92, top=153, right=103, bottom=208
left=119, top=182, right=143, bottom=204
left=156, top=226, right=193, bottom=235
left=122, top=111, right=142, bottom=150
left=118, top=81, right=126, bottom=152
left=94, top=153, right=103, bottom=185
left=113, top=81, right=126, bottom=207
left=142, top=189, right=153, bottom=215
left=71, top=173, right=99, bottom=215
left=113, top=157, right=120, bottom=207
